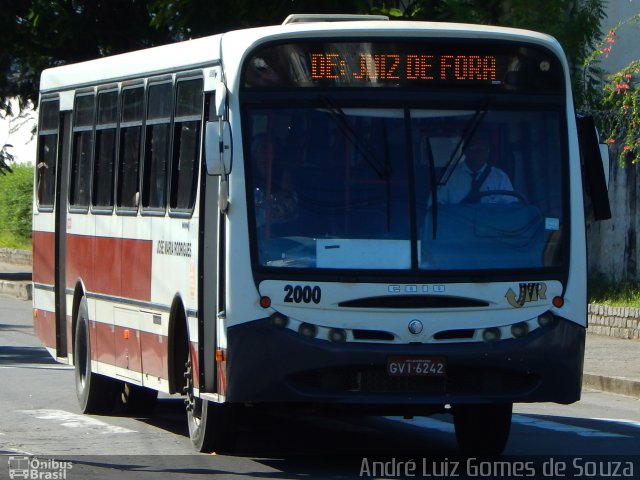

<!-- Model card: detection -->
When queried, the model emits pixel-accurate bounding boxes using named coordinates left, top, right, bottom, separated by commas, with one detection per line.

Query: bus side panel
left=65, top=233, right=95, bottom=290
left=122, top=238, right=152, bottom=301
left=33, top=230, right=55, bottom=286
left=32, top=230, right=57, bottom=352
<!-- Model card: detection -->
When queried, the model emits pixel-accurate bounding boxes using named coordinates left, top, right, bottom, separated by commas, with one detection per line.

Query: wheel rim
left=184, top=358, right=203, bottom=424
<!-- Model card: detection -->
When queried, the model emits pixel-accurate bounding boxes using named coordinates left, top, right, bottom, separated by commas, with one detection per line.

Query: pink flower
left=623, top=145, right=631, bottom=152
left=607, top=138, right=616, bottom=145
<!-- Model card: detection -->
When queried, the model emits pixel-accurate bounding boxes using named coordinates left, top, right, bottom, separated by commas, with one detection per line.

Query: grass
left=588, top=279, right=640, bottom=307
left=0, top=164, right=33, bottom=251
left=0, top=231, right=31, bottom=251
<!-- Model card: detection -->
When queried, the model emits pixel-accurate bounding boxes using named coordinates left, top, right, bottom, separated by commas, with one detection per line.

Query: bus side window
left=170, top=77, right=203, bottom=212
left=93, top=89, right=118, bottom=209
left=36, top=98, right=59, bottom=209
left=117, top=85, right=144, bottom=209
left=70, top=93, right=95, bottom=209
left=142, top=81, right=173, bottom=210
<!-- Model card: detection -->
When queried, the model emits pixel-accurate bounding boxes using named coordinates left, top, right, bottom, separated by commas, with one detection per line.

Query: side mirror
left=599, top=143, right=610, bottom=187
left=215, top=82, right=227, bottom=118
left=577, top=115, right=611, bottom=221
left=205, top=120, right=232, bottom=176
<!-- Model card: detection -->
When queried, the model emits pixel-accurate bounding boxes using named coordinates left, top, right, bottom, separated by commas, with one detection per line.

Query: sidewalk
left=583, top=333, right=640, bottom=398
left=0, top=258, right=638, bottom=399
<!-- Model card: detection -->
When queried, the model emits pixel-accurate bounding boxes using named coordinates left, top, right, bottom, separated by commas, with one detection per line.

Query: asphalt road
left=1, top=296, right=639, bottom=479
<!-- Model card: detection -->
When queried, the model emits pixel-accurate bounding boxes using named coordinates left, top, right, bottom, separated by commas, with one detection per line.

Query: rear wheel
left=453, top=403, right=512, bottom=456
left=183, top=355, right=237, bottom=452
left=74, top=297, right=120, bottom=414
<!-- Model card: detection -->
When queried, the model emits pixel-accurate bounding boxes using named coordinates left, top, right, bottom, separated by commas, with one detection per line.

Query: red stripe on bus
left=92, top=321, right=170, bottom=380
left=66, top=234, right=152, bottom=301
left=92, top=320, right=114, bottom=365
left=66, top=234, right=95, bottom=289
left=139, top=330, right=166, bottom=379
left=33, top=309, right=56, bottom=349
left=122, top=238, right=152, bottom=301
left=114, top=325, right=142, bottom=373
left=38, top=310, right=203, bottom=391
left=32, top=231, right=55, bottom=285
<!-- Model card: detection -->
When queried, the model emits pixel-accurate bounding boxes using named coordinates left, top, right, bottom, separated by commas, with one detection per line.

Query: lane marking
left=19, top=409, right=136, bottom=434
left=388, top=415, right=634, bottom=439
left=0, top=364, right=74, bottom=370
left=1, top=448, right=34, bottom=455
left=593, top=417, right=640, bottom=429
left=512, top=415, right=630, bottom=438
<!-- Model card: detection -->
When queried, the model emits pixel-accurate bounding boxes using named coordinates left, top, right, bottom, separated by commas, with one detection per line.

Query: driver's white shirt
left=436, top=161, right=516, bottom=205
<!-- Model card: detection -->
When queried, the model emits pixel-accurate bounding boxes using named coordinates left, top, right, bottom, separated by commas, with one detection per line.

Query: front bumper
left=225, top=316, right=584, bottom=407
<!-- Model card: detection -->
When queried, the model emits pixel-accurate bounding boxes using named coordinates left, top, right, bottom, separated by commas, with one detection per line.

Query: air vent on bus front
left=338, top=295, right=489, bottom=309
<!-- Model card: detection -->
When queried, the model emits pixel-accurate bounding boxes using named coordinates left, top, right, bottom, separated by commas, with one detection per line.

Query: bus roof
left=39, top=20, right=563, bottom=93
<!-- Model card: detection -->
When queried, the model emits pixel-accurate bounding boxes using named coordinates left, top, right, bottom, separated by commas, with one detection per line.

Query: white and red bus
left=32, top=15, right=610, bottom=455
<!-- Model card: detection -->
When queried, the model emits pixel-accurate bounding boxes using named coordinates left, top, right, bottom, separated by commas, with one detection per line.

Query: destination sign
left=242, top=40, right=563, bottom=92
left=310, top=53, right=498, bottom=83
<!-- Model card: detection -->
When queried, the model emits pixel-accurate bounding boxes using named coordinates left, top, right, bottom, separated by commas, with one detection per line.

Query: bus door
left=54, top=109, right=72, bottom=360
left=201, top=82, right=227, bottom=396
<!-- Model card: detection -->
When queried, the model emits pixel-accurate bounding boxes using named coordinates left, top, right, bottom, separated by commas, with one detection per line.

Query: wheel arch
left=168, top=293, right=190, bottom=395
left=70, top=279, right=87, bottom=366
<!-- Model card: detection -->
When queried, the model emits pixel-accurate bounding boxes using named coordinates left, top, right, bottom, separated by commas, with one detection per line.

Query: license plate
left=386, top=356, right=447, bottom=377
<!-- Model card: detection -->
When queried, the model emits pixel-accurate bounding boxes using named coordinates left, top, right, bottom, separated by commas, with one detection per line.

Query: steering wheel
left=464, top=189, right=528, bottom=204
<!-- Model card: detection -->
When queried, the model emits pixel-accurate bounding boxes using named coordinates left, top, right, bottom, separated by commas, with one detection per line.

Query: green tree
left=148, top=0, right=368, bottom=40
left=0, top=0, right=174, bottom=115
left=1, top=0, right=604, bottom=114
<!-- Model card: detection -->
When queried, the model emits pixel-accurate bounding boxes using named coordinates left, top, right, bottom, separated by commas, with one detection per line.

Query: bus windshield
left=245, top=104, right=565, bottom=271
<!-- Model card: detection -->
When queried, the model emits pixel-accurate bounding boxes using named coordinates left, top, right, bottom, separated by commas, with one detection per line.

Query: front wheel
left=453, top=403, right=512, bottom=456
left=184, top=357, right=237, bottom=452
left=74, top=297, right=120, bottom=414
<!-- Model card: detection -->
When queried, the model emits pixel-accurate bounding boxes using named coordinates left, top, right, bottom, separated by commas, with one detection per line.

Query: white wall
left=1, top=99, right=37, bottom=165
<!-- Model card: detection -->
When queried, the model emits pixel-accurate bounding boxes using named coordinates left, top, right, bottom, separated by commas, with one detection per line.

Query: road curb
left=0, top=280, right=32, bottom=300
left=583, top=373, right=640, bottom=399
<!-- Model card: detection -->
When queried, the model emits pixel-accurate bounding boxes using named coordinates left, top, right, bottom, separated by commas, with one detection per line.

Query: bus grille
left=289, top=367, right=537, bottom=396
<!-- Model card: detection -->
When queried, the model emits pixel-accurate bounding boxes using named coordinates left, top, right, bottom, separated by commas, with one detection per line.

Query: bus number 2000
left=284, top=285, right=322, bottom=304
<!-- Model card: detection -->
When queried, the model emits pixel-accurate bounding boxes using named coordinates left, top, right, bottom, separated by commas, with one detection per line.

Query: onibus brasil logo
left=8, top=456, right=72, bottom=480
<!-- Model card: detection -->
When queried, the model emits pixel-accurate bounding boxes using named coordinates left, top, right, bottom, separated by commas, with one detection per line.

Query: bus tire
left=74, top=296, right=119, bottom=414
left=453, top=403, right=512, bottom=456
left=184, top=356, right=237, bottom=452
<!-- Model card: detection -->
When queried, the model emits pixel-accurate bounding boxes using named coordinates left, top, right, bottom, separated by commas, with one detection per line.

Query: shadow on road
left=0, top=344, right=59, bottom=365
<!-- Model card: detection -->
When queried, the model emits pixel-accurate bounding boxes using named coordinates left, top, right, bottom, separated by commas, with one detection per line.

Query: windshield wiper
left=425, top=137, right=439, bottom=239
left=426, top=99, right=491, bottom=242
left=438, top=99, right=491, bottom=186
left=320, top=96, right=390, bottom=179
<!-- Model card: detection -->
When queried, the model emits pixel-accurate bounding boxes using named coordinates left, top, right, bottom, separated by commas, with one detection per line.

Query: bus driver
left=436, top=135, right=516, bottom=205
left=251, top=134, right=298, bottom=230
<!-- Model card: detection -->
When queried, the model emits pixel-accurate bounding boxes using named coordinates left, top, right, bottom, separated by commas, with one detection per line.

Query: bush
left=0, top=164, right=33, bottom=248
